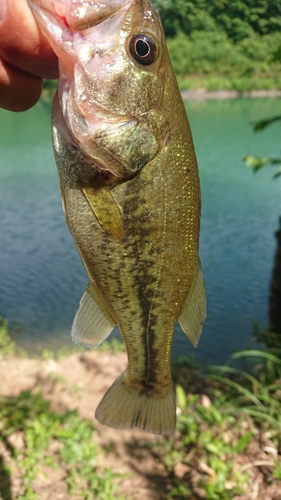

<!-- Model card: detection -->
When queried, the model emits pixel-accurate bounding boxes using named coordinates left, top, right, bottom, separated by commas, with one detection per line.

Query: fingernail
left=0, top=0, right=7, bottom=20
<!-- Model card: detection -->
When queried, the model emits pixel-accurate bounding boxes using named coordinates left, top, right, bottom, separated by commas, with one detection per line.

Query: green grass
left=0, top=391, right=125, bottom=500
left=39, top=336, right=125, bottom=360
left=151, top=330, right=281, bottom=500
left=96, top=336, right=126, bottom=354
left=0, top=316, right=15, bottom=358
left=0, top=317, right=280, bottom=499
left=0, top=318, right=127, bottom=499
left=152, top=388, right=253, bottom=499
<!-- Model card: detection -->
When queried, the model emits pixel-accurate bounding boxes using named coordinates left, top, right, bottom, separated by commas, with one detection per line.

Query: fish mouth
left=53, top=91, right=134, bottom=183
left=32, top=0, right=163, bottom=179
left=29, top=0, right=132, bottom=31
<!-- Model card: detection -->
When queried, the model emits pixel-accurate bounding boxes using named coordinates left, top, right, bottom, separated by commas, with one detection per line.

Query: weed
left=1, top=317, right=280, bottom=499
left=0, top=391, right=125, bottom=500
left=210, top=350, right=281, bottom=433
left=39, top=336, right=125, bottom=360
left=168, top=477, right=191, bottom=499
left=0, top=317, right=15, bottom=358
left=151, top=335, right=281, bottom=499
left=97, top=336, right=126, bottom=354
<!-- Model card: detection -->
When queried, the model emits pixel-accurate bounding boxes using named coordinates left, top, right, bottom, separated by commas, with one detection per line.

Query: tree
left=153, top=0, right=281, bottom=41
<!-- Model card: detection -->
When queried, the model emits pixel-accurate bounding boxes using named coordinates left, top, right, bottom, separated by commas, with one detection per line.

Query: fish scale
left=30, top=0, right=206, bottom=435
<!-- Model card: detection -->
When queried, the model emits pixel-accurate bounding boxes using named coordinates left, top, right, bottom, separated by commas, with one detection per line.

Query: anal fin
left=82, top=186, right=125, bottom=242
left=72, top=282, right=116, bottom=348
left=178, top=266, right=206, bottom=347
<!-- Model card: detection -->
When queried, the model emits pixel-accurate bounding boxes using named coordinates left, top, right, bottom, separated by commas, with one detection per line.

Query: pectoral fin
left=178, top=266, right=206, bottom=347
left=82, top=186, right=125, bottom=242
left=72, top=282, right=116, bottom=348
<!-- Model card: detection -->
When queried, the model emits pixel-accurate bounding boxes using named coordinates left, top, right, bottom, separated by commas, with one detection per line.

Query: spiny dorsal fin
left=72, top=282, right=116, bottom=348
left=178, top=266, right=206, bottom=347
left=82, top=186, right=125, bottom=242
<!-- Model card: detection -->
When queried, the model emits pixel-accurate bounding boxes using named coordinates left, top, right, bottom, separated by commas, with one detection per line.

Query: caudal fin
left=95, top=371, right=176, bottom=436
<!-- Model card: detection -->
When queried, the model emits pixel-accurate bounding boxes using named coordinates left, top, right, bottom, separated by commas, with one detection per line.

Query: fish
left=29, top=0, right=206, bottom=436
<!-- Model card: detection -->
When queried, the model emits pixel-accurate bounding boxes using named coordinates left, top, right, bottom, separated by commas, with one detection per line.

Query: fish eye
left=129, top=34, right=157, bottom=66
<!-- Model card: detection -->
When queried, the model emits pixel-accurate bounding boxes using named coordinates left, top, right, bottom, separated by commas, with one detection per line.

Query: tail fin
left=95, top=370, right=176, bottom=436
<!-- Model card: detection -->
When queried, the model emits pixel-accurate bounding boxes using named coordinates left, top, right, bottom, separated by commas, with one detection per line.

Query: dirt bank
left=182, top=89, right=281, bottom=100
left=1, top=350, right=281, bottom=500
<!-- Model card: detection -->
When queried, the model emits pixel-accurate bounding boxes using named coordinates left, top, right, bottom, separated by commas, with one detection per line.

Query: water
left=0, top=98, right=280, bottom=364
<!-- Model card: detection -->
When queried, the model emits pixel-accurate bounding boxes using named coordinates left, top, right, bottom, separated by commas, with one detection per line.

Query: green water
left=0, top=97, right=280, bottom=364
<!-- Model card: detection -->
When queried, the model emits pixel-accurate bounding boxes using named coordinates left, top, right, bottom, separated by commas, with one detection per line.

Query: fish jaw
left=29, top=0, right=167, bottom=179
left=29, top=0, right=132, bottom=31
left=28, top=0, right=133, bottom=76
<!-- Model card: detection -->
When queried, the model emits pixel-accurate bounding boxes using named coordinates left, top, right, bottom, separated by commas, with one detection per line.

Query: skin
left=0, top=0, right=58, bottom=111
left=29, top=0, right=206, bottom=434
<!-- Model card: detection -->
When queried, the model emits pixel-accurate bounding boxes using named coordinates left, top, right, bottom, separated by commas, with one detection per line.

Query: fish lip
left=29, top=0, right=133, bottom=31
left=28, top=0, right=62, bottom=26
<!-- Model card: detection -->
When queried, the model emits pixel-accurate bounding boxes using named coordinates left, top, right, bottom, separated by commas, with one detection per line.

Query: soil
left=0, top=350, right=281, bottom=500
left=0, top=350, right=169, bottom=499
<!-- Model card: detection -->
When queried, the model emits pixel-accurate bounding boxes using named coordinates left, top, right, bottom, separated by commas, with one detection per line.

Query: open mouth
left=29, top=0, right=132, bottom=31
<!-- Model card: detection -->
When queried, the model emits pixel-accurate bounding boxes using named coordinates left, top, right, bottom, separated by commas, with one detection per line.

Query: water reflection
left=0, top=98, right=280, bottom=364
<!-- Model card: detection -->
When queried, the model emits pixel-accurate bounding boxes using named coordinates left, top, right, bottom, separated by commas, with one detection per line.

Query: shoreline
left=1, top=348, right=280, bottom=500
left=181, top=88, right=281, bottom=100
left=41, top=85, right=281, bottom=104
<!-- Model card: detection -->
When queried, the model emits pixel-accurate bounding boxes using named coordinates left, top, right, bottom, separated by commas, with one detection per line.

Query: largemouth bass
left=29, top=0, right=206, bottom=435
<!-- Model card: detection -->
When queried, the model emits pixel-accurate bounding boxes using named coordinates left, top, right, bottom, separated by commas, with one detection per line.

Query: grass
left=0, top=317, right=280, bottom=499
left=40, top=335, right=126, bottom=360
left=0, top=319, right=127, bottom=499
left=150, top=334, right=281, bottom=499
left=0, top=317, right=15, bottom=358
left=0, top=391, right=125, bottom=500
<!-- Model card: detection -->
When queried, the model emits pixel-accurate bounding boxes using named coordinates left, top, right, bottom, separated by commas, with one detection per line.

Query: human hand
left=0, top=0, right=58, bottom=112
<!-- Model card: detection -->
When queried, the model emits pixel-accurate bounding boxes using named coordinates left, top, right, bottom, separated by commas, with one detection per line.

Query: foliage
left=0, top=316, right=15, bottom=358
left=167, top=31, right=247, bottom=76
left=243, top=114, right=281, bottom=178
left=39, top=337, right=125, bottom=360
left=167, top=30, right=281, bottom=80
left=153, top=0, right=281, bottom=41
left=41, top=80, right=57, bottom=103
left=0, top=391, right=125, bottom=500
left=0, top=319, right=127, bottom=498
left=96, top=336, right=126, bottom=354
left=151, top=333, right=281, bottom=499
left=210, top=350, right=281, bottom=430
left=244, top=155, right=281, bottom=178
left=1, top=319, right=281, bottom=498
left=151, top=0, right=281, bottom=90
left=40, top=2, right=281, bottom=93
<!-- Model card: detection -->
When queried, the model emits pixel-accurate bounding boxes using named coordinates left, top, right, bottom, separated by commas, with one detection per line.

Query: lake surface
left=0, top=97, right=280, bottom=365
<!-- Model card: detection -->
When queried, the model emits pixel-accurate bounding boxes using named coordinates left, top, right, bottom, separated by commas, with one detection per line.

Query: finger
left=0, top=58, right=43, bottom=112
left=0, top=0, right=58, bottom=79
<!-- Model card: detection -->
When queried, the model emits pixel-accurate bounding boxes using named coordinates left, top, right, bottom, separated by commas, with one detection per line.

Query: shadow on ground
left=0, top=454, right=12, bottom=500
